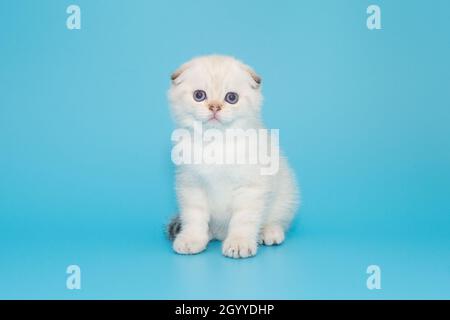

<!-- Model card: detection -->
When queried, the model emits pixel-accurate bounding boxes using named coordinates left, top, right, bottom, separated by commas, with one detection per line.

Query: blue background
left=1, top=0, right=449, bottom=299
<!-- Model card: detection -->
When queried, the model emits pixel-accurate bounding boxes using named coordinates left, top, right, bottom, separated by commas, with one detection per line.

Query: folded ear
left=246, top=67, right=262, bottom=89
left=170, top=62, right=190, bottom=85
left=170, top=68, right=183, bottom=82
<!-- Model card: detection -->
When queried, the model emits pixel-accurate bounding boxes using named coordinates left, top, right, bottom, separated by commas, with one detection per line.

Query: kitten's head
left=168, top=55, right=262, bottom=128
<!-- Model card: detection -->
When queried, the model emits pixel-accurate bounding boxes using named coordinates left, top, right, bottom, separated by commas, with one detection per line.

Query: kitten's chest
left=194, top=164, right=251, bottom=212
left=194, top=162, right=257, bottom=187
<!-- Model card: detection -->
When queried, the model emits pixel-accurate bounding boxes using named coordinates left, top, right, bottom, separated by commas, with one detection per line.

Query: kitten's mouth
left=207, top=115, right=222, bottom=123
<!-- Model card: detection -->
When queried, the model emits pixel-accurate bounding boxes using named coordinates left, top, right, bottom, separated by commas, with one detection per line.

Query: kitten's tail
left=166, top=215, right=182, bottom=241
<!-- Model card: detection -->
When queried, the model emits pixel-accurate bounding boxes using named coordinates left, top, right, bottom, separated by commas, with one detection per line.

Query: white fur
left=168, top=55, right=299, bottom=258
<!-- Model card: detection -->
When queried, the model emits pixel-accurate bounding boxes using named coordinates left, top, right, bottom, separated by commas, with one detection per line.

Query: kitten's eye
left=193, top=90, right=207, bottom=102
left=225, top=92, right=239, bottom=104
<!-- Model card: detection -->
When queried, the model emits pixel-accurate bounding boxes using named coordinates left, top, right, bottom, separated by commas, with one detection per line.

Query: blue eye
left=225, top=92, right=239, bottom=104
left=193, top=90, right=207, bottom=102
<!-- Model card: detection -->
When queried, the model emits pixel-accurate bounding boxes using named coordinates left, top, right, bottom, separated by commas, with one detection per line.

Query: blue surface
left=1, top=0, right=449, bottom=299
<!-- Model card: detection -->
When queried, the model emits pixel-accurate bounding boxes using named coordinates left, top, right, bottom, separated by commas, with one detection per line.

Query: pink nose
left=208, top=104, right=222, bottom=112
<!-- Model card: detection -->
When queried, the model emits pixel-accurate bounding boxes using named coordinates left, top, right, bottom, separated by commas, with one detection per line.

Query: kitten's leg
left=259, top=224, right=285, bottom=246
left=222, top=186, right=265, bottom=259
left=260, top=159, right=299, bottom=246
left=173, top=186, right=210, bottom=255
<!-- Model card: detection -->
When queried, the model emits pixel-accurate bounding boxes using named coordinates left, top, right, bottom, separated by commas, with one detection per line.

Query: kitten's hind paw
left=222, top=236, right=258, bottom=259
left=259, top=225, right=285, bottom=246
left=173, top=232, right=208, bottom=255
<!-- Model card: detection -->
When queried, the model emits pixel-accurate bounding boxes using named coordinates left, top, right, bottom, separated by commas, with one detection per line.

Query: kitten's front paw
left=222, top=236, right=258, bottom=259
left=259, top=225, right=285, bottom=246
left=173, top=232, right=208, bottom=255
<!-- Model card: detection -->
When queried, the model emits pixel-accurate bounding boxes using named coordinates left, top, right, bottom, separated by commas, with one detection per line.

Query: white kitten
left=167, top=55, right=299, bottom=258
